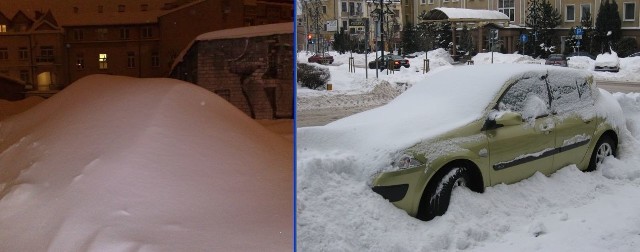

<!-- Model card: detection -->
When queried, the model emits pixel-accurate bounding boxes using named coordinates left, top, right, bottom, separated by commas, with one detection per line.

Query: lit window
left=99, top=53, right=108, bottom=69
left=0, top=25, right=6, bottom=32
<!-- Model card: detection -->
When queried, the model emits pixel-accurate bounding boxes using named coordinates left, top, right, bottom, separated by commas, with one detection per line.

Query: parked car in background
left=307, top=53, right=334, bottom=65
left=594, top=52, right=620, bottom=72
left=545, top=54, right=568, bottom=67
left=368, top=54, right=410, bottom=69
left=567, top=51, right=596, bottom=60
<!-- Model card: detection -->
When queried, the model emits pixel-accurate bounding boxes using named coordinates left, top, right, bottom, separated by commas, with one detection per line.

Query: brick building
left=0, top=0, right=293, bottom=94
left=171, top=23, right=293, bottom=119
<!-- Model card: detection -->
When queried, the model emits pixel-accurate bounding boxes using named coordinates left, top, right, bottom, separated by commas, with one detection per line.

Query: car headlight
left=392, top=153, right=424, bottom=170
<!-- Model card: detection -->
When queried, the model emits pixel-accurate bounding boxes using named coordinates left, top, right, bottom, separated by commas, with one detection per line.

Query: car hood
left=297, top=64, right=564, bottom=172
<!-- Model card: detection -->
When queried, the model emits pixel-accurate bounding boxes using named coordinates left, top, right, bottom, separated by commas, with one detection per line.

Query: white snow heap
left=0, top=75, right=292, bottom=251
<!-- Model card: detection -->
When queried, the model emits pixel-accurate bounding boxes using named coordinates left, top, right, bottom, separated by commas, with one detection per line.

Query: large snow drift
left=0, top=75, right=292, bottom=251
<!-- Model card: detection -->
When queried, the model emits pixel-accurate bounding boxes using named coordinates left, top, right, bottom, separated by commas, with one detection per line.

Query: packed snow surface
left=0, top=75, right=292, bottom=251
left=297, top=58, right=640, bottom=251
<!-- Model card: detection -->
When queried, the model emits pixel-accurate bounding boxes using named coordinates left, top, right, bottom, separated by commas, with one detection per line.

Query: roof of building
left=424, top=7, right=510, bottom=23
left=195, top=22, right=293, bottom=41
left=171, top=22, right=293, bottom=73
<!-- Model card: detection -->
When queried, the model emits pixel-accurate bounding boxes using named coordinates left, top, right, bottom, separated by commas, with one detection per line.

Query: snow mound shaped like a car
left=0, top=75, right=292, bottom=251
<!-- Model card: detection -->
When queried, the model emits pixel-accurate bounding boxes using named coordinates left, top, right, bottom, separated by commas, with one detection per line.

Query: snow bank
left=0, top=75, right=292, bottom=251
left=472, top=52, right=542, bottom=64
left=0, top=96, right=44, bottom=121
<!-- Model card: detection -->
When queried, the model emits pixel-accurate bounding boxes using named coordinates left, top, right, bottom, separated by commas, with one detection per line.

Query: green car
left=368, top=64, right=623, bottom=221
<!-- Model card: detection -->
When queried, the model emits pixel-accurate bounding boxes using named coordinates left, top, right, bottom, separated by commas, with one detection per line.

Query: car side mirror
left=495, top=111, right=523, bottom=126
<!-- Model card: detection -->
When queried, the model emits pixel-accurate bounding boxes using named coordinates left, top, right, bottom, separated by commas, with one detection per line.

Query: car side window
left=549, top=75, right=593, bottom=115
left=498, top=76, right=550, bottom=120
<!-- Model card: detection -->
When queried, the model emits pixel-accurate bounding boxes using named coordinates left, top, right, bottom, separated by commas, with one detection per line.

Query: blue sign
left=520, top=34, right=528, bottom=43
left=575, top=28, right=584, bottom=35
left=576, top=40, right=581, bottom=46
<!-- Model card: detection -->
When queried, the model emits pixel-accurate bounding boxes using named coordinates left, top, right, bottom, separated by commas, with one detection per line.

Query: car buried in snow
left=298, top=64, right=624, bottom=222
left=369, top=65, right=623, bottom=221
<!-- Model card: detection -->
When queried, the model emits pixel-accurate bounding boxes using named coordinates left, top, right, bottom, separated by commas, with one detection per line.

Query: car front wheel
left=417, top=165, right=471, bottom=221
left=586, top=135, right=617, bottom=171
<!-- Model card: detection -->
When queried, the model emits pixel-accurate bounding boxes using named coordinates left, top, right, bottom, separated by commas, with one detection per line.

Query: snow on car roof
left=298, top=64, right=591, bottom=170
left=0, top=75, right=292, bottom=251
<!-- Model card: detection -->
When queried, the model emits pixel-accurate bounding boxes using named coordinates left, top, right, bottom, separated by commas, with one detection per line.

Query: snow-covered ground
left=298, top=50, right=640, bottom=112
left=0, top=75, right=292, bottom=251
left=297, top=51, right=640, bottom=251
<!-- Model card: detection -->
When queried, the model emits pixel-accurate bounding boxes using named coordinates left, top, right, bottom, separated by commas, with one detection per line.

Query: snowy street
left=297, top=50, right=640, bottom=251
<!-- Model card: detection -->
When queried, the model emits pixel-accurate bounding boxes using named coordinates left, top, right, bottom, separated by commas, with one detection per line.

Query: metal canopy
left=423, top=7, right=510, bottom=24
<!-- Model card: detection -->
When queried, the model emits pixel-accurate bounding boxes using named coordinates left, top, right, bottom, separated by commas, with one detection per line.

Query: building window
left=322, top=6, right=326, bottom=14
left=341, top=2, right=347, bottom=12
left=19, top=47, right=28, bottom=60
left=0, top=24, right=6, bottom=32
left=118, top=4, right=125, bottom=12
left=349, top=2, right=354, bottom=15
left=142, top=27, right=152, bottom=38
left=76, top=54, right=84, bottom=70
left=120, top=28, right=129, bottom=40
left=39, top=46, right=54, bottom=62
left=141, top=4, right=148, bottom=11
left=0, top=48, right=7, bottom=60
left=96, top=28, right=108, bottom=40
left=623, top=2, right=636, bottom=21
left=151, top=53, right=159, bottom=67
left=74, top=29, right=84, bottom=41
left=19, top=70, right=29, bottom=82
left=127, top=52, right=136, bottom=68
left=73, top=7, right=79, bottom=14
left=99, top=53, right=108, bottom=69
left=98, top=5, right=103, bottom=13
left=498, top=0, right=515, bottom=22
left=566, top=5, right=575, bottom=21
left=581, top=4, right=591, bottom=22
left=427, top=0, right=433, bottom=4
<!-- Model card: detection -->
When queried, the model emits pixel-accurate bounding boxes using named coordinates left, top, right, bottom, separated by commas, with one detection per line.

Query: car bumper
left=594, top=66, right=619, bottom=72
left=371, top=166, right=426, bottom=216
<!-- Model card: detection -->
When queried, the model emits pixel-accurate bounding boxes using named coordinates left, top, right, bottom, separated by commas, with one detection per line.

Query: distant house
left=0, top=74, right=25, bottom=101
left=170, top=22, right=293, bottom=120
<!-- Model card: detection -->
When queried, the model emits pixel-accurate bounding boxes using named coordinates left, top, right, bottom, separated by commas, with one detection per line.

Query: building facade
left=0, top=0, right=293, bottom=93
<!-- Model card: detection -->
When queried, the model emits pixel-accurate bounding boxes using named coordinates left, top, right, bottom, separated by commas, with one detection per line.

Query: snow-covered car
left=308, top=53, right=334, bottom=64
left=628, top=52, right=640, bottom=58
left=298, top=64, right=624, bottom=222
left=594, top=52, right=620, bottom=72
left=545, top=54, right=568, bottom=67
left=368, top=54, right=410, bottom=69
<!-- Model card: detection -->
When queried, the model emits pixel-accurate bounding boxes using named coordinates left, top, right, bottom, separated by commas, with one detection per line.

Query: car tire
left=586, top=135, right=617, bottom=171
left=417, top=165, right=471, bottom=221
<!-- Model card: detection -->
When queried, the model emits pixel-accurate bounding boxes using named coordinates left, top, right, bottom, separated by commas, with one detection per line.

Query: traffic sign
left=574, top=35, right=583, bottom=40
left=520, top=34, right=528, bottom=43
left=576, top=40, right=581, bottom=46
left=575, top=28, right=584, bottom=35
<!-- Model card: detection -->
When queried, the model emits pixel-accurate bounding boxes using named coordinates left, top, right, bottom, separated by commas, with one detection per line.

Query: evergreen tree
left=458, top=24, right=475, bottom=56
left=525, top=0, right=562, bottom=57
left=594, top=0, right=622, bottom=53
left=400, top=22, right=418, bottom=54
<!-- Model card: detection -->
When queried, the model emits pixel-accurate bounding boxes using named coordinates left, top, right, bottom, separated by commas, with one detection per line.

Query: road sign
left=520, top=34, right=528, bottom=43
left=576, top=40, right=581, bottom=46
left=575, top=28, right=584, bottom=35
left=574, top=35, right=583, bottom=40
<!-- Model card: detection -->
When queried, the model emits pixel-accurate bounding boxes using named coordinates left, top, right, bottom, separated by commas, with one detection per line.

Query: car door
left=548, top=72, right=597, bottom=170
left=485, top=74, right=557, bottom=185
